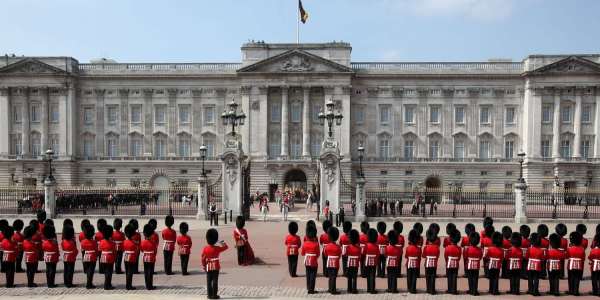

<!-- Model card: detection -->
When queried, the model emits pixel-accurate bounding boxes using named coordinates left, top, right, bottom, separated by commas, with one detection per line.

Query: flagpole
left=296, top=0, right=300, bottom=44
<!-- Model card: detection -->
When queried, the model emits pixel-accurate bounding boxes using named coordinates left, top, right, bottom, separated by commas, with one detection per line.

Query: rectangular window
left=106, top=138, right=119, bottom=157
left=130, top=138, right=143, bottom=157
left=561, top=105, right=572, bottom=123
left=179, top=104, right=191, bottom=124
left=130, top=105, right=142, bottom=124
left=50, top=104, right=59, bottom=123
left=542, top=105, right=552, bottom=123
left=455, top=106, right=465, bottom=124
left=30, top=104, right=40, bottom=122
left=204, top=106, right=215, bottom=125
left=582, top=138, right=592, bottom=159
left=479, top=140, right=490, bottom=159
left=31, top=136, right=41, bottom=157
left=154, top=105, right=167, bottom=125
left=83, top=139, right=94, bottom=158
left=404, top=140, right=414, bottom=160
left=312, top=104, right=322, bottom=122
left=11, top=134, right=22, bottom=155
left=505, top=107, right=516, bottom=124
left=12, top=105, right=22, bottom=123
left=354, top=106, right=365, bottom=124
left=204, top=139, right=215, bottom=158
left=178, top=137, right=191, bottom=157
left=49, top=135, right=59, bottom=156
left=311, top=134, right=321, bottom=156
left=582, top=105, right=592, bottom=123
left=379, top=105, right=391, bottom=124
left=504, top=140, right=514, bottom=159
left=154, top=138, right=166, bottom=157
left=560, top=140, right=571, bottom=158
left=541, top=139, right=551, bottom=158
left=429, top=140, right=439, bottom=159
left=454, top=141, right=465, bottom=160
left=480, top=106, right=490, bottom=124
left=270, top=103, right=281, bottom=122
left=83, top=107, right=94, bottom=125
left=404, top=106, right=415, bottom=124
left=290, top=102, right=301, bottom=123
left=429, top=106, right=440, bottom=123
left=106, top=105, right=118, bottom=125
left=379, top=139, right=390, bottom=158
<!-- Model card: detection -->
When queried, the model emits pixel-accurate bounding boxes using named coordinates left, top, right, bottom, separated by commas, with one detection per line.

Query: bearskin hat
left=342, top=221, right=352, bottom=234
left=236, top=216, right=245, bottom=229
left=519, top=225, right=531, bottom=239
left=377, top=222, right=387, bottom=235
left=143, top=224, right=153, bottom=239
left=408, top=229, right=419, bottom=245
left=537, top=224, right=549, bottom=238
left=360, top=221, right=370, bottom=234
left=124, top=224, right=135, bottom=239
left=413, top=222, right=423, bottom=234
left=446, top=223, right=456, bottom=235
left=165, top=215, right=175, bottom=227
left=596, top=224, right=600, bottom=236
left=549, top=233, right=561, bottom=249
left=288, top=221, right=299, bottom=235
left=148, top=218, right=158, bottom=230
left=102, top=224, right=113, bottom=240
left=511, top=232, right=522, bottom=247
left=62, top=225, right=75, bottom=240
left=429, top=223, right=440, bottom=235
left=465, top=223, right=475, bottom=236
left=349, top=229, right=359, bottom=245
left=44, top=219, right=54, bottom=227
left=29, top=219, right=38, bottom=228
left=483, top=216, right=493, bottom=228
left=530, top=232, right=541, bottom=247
left=129, top=219, right=139, bottom=230
left=23, top=225, right=36, bottom=240
left=426, top=229, right=437, bottom=243
left=179, top=222, right=189, bottom=234
left=12, top=219, right=23, bottom=232
left=328, top=226, right=340, bottom=242
left=492, top=232, right=503, bottom=248
left=594, top=234, right=600, bottom=249
left=393, top=221, right=403, bottom=234
left=80, top=219, right=90, bottom=231
left=113, top=218, right=123, bottom=230
left=501, top=226, right=512, bottom=240
left=63, top=218, right=73, bottom=228
left=469, top=232, right=480, bottom=246
left=306, top=225, right=317, bottom=239
left=450, top=229, right=461, bottom=245
left=206, top=228, right=219, bottom=245
left=555, top=223, right=567, bottom=237
left=484, top=225, right=495, bottom=238
left=322, top=220, right=332, bottom=233
left=570, top=231, right=583, bottom=246
left=2, top=226, right=13, bottom=241
left=576, top=224, right=587, bottom=235
left=84, top=224, right=95, bottom=240
left=97, top=218, right=107, bottom=232
left=43, top=225, right=56, bottom=240
left=36, top=210, right=46, bottom=223
left=306, top=220, right=316, bottom=230
left=388, top=230, right=398, bottom=245
left=367, top=228, right=378, bottom=243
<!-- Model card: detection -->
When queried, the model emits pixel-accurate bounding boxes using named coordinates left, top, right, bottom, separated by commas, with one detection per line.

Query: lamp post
left=45, top=149, right=55, bottom=182
left=221, top=98, right=246, bottom=137
left=199, top=144, right=207, bottom=177
left=517, top=150, right=526, bottom=184
left=357, top=143, right=365, bottom=178
left=318, top=98, right=343, bottom=138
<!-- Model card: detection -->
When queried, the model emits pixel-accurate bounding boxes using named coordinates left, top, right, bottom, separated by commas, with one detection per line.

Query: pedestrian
left=345, top=229, right=360, bottom=294
left=112, top=218, right=125, bottom=274
left=176, top=222, right=192, bottom=276
left=537, top=224, right=550, bottom=280
left=260, top=196, right=269, bottom=222
left=42, top=225, right=59, bottom=288
left=393, top=221, right=404, bottom=278
left=376, top=222, right=388, bottom=278
left=141, top=224, right=156, bottom=290
left=324, top=226, right=341, bottom=295
left=519, top=225, right=531, bottom=279
left=1, top=225, right=16, bottom=288
left=526, top=232, right=543, bottom=296
left=507, top=232, right=523, bottom=295
left=358, top=221, right=369, bottom=278
left=233, top=216, right=255, bottom=266
left=61, top=225, right=77, bottom=288
left=364, top=228, right=379, bottom=294
left=209, top=201, right=218, bottom=226
left=81, top=224, right=97, bottom=289
left=282, top=196, right=289, bottom=221
left=385, top=230, right=401, bottom=293
left=555, top=223, right=568, bottom=279
left=301, top=225, right=319, bottom=294
left=339, top=221, right=352, bottom=276
left=547, top=233, right=564, bottom=296
left=22, top=225, right=37, bottom=287
left=11, top=219, right=24, bottom=273
left=123, top=224, right=138, bottom=290
left=405, top=229, right=421, bottom=294
left=500, top=226, right=512, bottom=279
left=486, top=232, right=503, bottom=295
left=444, top=229, right=462, bottom=295
left=99, top=224, right=115, bottom=290
left=162, top=215, right=176, bottom=275
left=567, top=231, right=585, bottom=296
left=465, top=232, right=483, bottom=296
left=202, top=228, right=228, bottom=299
left=589, top=233, right=600, bottom=296
left=319, top=220, right=332, bottom=276
left=285, top=221, right=301, bottom=277
left=322, top=200, right=330, bottom=222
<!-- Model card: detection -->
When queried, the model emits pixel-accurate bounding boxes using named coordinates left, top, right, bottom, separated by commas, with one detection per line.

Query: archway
left=424, top=175, right=442, bottom=204
left=425, top=175, right=442, bottom=189
left=152, top=175, right=170, bottom=205
left=283, top=169, right=307, bottom=203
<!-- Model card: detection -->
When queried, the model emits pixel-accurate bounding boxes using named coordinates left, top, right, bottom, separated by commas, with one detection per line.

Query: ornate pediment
left=237, top=49, right=353, bottom=74
left=526, top=56, right=600, bottom=76
left=0, top=58, right=69, bottom=76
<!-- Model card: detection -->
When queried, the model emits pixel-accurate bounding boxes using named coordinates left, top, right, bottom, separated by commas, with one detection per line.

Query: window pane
left=542, top=105, right=552, bottom=123
left=561, top=106, right=571, bottom=123
left=455, top=106, right=464, bottom=124
left=379, top=105, right=390, bottom=124
left=179, top=105, right=190, bottom=124
left=454, top=141, right=464, bottom=159
left=404, top=106, right=414, bottom=123
left=130, top=105, right=142, bottom=123
left=582, top=105, right=592, bottom=122
left=404, top=140, right=414, bottom=159
left=204, top=106, right=215, bottom=124
left=291, top=103, right=301, bottom=123
left=506, top=107, right=515, bottom=124
left=50, top=104, right=59, bottom=122
left=155, top=105, right=167, bottom=124
left=480, top=107, right=490, bottom=124
left=430, top=106, right=439, bottom=123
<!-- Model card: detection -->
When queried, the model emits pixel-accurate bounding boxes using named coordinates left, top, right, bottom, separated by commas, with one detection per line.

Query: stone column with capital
left=44, top=177, right=57, bottom=219
left=257, top=86, right=269, bottom=159
left=339, top=86, right=351, bottom=160
left=167, top=89, right=177, bottom=157
left=280, top=87, right=289, bottom=159
left=595, top=87, right=600, bottom=158
left=514, top=181, right=527, bottom=224
left=552, top=92, right=561, bottom=159
left=41, top=87, right=49, bottom=154
left=0, top=87, right=10, bottom=156
left=22, top=88, right=30, bottom=157
left=302, top=87, right=311, bottom=158
left=573, top=90, right=583, bottom=158
left=522, top=82, right=542, bottom=160
left=320, top=137, right=341, bottom=217
left=221, top=139, right=246, bottom=217
left=95, top=89, right=105, bottom=157
left=196, top=175, right=208, bottom=220
left=355, top=177, right=366, bottom=220
left=241, top=86, right=251, bottom=154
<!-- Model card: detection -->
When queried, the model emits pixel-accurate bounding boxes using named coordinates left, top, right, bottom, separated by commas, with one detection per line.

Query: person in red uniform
left=422, top=229, right=440, bottom=294
left=123, top=224, right=138, bottom=290
left=480, top=225, right=494, bottom=279
left=42, top=225, right=59, bottom=288
left=485, top=232, right=504, bottom=295
left=526, top=232, right=544, bottom=296
left=363, top=228, right=380, bottom=294
left=465, top=232, right=483, bottom=296
left=303, top=220, right=317, bottom=242
left=202, top=228, right=228, bottom=299
left=78, top=219, right=91, bottom=272
left=129, top=219, right=141, bottom=274
left=519, top=224, right=531, bottom=279
left=285, top=221, right=301, bottom=277
left=427, top=223, right=442, bottom=246
left=233, top=216, right=255, bottom=266
left=555, top=223, right=568, bottom=279
left=589, top=234, right=600, bottom=296
left=443, top=223, right=457, bottom=248
left=547, top=233, right=564, bottom=296
left=29, top=220, right=42, bottom=271
left=324, top=226, right=342, bottom=294
left=461, top=223, right=475, bottom=277
left=358, top=221, right=369, bottom=278
left=339, top=221, right=352, bottom=277
left=161, top=215, right=176, bottom=275
left=481, top=217, right=493, bottom=237
left=95, top=219, right=107, bottom=274
left=500, top=226, right=512, bottom=279
left=405, top=229, right=421, bottom=294
left=81, top=224, right=97, bottom=289
left=0, top=219, right=7, bottom=274
left=99, top=224, right=115, bottom=290
left=61, top=226, right=78, bottom=288
left=345, top=229, right=361, bottom=294
left=319, top=220, right=332, bottom=276
left=413, top=223, right=424, bottom=247
left=301, top=225, right=319, bottom=294
left=392, top=221, right=404, bottom=278
left=112, top=218, right=125, bottom=274
left=12, top=219, right=24, bottom=273
left=567, top=231, right=585, bottom=296
left=537, top=224, right=550, bottom=280
left=385, top=230, right=401, bottom=293
left=1, top=226, right=16, bottom=288
left=375, top=222, right=388, bottom=278
left=177, top=222, right=192, bottom=276
left=148, top=219, right=160, bottom=254
left=444, top=229, right=462, bottom=295
left=507, top=232, right=523, bottom=295
left=576, top=224, right=588, bottom=249
left=141, top=224, right=156, bottom=290
left=22, top=225, right=38, bottom=287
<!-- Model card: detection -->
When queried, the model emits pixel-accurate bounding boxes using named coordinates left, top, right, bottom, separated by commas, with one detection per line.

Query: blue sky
left=2, top=0, right=600, bottom=63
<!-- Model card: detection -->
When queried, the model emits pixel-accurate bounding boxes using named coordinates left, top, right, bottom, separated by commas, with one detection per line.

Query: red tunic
left=346, top=244, right=361, bottom=268
left=426, top=237, right=441, bottom=247
left=141, top=239, right=156, bottom=263
left=481, top=236, right=492, bottom=258
left=61, top=239, right=79, bottom=262
left=540, top=238, right=550, bottom=257
left=443, top=236, right=452, bottom=248
left=405, top=244, right=422, bottom=269
left=32, top=231, right=42, bottom=253
left=80, top=239, right=97, bottom=262
left=526, top=246, right=545, bottom=271
left=176, top=234, right=192, bottom=256
left=233, top=228, right=248, bottom=248
left=363, top=242, right=380, bottom=267
left=385, top=244, right=402, bottom=268
left=301, top=240, right=320, bottom=267
left=521, top=237, right=531, bottom=257
left=547, top=248, right=565, bottom=271
left=588, top=247, right=600, bottom=272
left=23, top=239, right=38, bottom=263
left=339, top=233, right=350, bottom=256
left=1, top=238, right=17, bottom=262
left=444, top=244, right=462, bottom=269
left=42, top=239, right=59, bottom=263
left=502, top=239, right=512, bottom=258
left=12, top=232, right=24, bottom=253
left=94, top=232, right=104, bottom=251
left=201, top=243, right=228, bottom=271
left=566, top=245, right=585, bottom=271
left=123, top=239, right=138, bottom=263
left=397, top=235, right=405, bottom=250
left=377, top=234, right=389, bottom=255
left=284, top=234, right=301, bottom=256
left=112, top=230, right=125, bottom=252
left=319, top=233, right=331, bottom=254
left=507, top=246, right=523, bottom=270
left=485, top=246, right=504, bottom=270
left=422, top=244, right=440, bottom=268
left=78, top=231, right=86, bottom=242
left=560, top=238, right=568, bottom=251
left=323, top=243, right=342, bottom=269
left=460, top=236, right=470, bottom=248
left=161, top=228, right=177, bottom=252
left=150, top=232, right=159, bottom=252
left=359, top=233, right=368, bottom=254
left=465, top=245, right=483, bottom=270
left=99, top=239, right=116, bottom=264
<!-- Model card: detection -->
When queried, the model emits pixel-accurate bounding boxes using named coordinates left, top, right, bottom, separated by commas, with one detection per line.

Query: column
left=0, top=87, right=10, bottom=156
left=58, top=88, right=68, bottom=157
left=240, top=86, right=251, bottom=154
left=119, top=89, right=129, bottom=156
left=167, top=89, right=177, bottom=157
left=21, top=87, right=30, bottom=157
left=196, top=175, right=208, bottom=220
left=522, top=81, right=542, bottom=159
left=573, top=89, right=582, bottom=158
left=280, top=86, right=289, bottom=158
left=44, top=177, right=57, bottom=219
left=340, top=86, right=351, bottom=160
left=143, top=89, right=153, bottom=156
left=355, top=177, right=366, bottom=220
left=67, top=85, right=77, bottom=158
left=595, top=87, right=600, bottom=158
left=552, top=91, right=561, bottom=159
left=94, top=89, right=105, bottom=157
left=257, top=86, right=268, bottom=158
left=302, top=87, right=311, bottom=158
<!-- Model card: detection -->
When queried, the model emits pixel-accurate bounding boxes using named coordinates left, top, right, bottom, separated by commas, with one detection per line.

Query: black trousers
left=134, top=254, right=140, bottom=274
left=3, top=261, right=15, bottom=287
left=425, top=267, right=437, bottom=294
left=548, top=270, right=560, bottom=296
left=365, top=266, right=377, bottom=293
left=163, top=250, right=174, bottom=274
left=540, top=260, right=547, bottom=279
left=466, top=269, right=480, bottom=295
left=98, top=255, right=104, bottom=274
left=360, top=256, right=366, bottom=278
left=377, top=255, right=386, bottom=278
left=125, top=262, right=135, bottom=289
left=209, top=213, right=218, bottom=226
left=327, top=267, right=338, bottom=293
left=143, top=262, right=155, bottom=290
left=592, top=271, right=600, bottom=296
left=387, top=266, right=399, bottom=292
left=446, top=268, right=458, bottom=294
left=287, top=255, right=298, bottom=277
left=509, top=269, right=521, bottom=294
left=305, top=266, right=317, bottom=293
left=321, top=255, right=327, bottom=276
left=406, top=268, right=419, bottom=293
left=63, top=262, right=75, bottom=287
left=488, top=268, right=500, bottom=294
left=45, top=262, right=57, bottom=287
left=568, top=269, right=583, bottom=295
left=501, top=259, right=509, bottom=279
left=346, top=267, right=358, bottom=293
left=521, top=258, right=528, bottom=279
left=483, top=258, right=489, bottom=278
left=16, top=252, right=24, bottom=272
left=102, top=263, right=113, bottom=289
left=83, top=261, right=95, bottom=288
left=237, top=246, right=245, bottom=266
left=207, top=270, right=219, bottom=299
left=180, top=255, right=190, bottom=275
left=26, top=262, right=36, bottom=287
left=341, top=256, right=348, bottom=276
left=527, top=270, right=540, bottom=295
left=115, top=251, right=123, bottom=273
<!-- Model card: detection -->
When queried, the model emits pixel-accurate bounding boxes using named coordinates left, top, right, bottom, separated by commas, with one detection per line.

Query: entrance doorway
left=152, top=175, right=170, bottom=205
left=424, top=175, right=442, bottom=204
left=284, top=169, right=307, bottom=203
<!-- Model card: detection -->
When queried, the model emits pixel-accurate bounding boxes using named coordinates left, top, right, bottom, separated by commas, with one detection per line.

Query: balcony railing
left=351, top=62, right=524, bottom=74
left=78, top=63, right=241, bottom=74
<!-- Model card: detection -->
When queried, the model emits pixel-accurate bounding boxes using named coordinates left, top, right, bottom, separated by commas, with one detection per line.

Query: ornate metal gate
left=207, top=173, right=223, bottom=215
left=340, top=172, right=356, bottom=216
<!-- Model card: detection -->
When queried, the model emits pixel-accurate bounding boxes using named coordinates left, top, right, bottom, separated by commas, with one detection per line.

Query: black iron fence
left=0, top=186, right=45, bottom=215
left=340, top=173, right=356, bottom=216
left=206, top=174, right=223, bottom=217
left=526, top=189, right=600, bottom=219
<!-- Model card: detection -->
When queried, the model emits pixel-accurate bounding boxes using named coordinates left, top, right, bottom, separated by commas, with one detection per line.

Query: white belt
left=101, top=251, right=113, bottom=254
left=124, top=251, right=136, bottom=254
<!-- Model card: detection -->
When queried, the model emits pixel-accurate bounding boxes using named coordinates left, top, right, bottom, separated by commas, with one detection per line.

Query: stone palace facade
left=0, top=42, right=599, bottom=193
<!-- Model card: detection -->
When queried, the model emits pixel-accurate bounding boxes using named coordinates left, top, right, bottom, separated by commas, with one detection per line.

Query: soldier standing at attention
left=405, top=229, right=421, bottom=294
left=301, top=225, right=319, bottom=294
left=519, top=225, right=531, bottom=279
left=1, top=226, right=16, bottom=288
left=176, top=222, right=192, bottom=276
left=376, top=222, right=388, bottom=278
left=129, top=219, right=141, bottom=274
left=364, top=228, right=380, bottom=294
left=95, top=219, right=107, bottom=274
left=141, top=224, right=157, bottom=290
left=284, top=221, right=301, bottom=277
left=537, top=224, right=550, bottom=280
left=444, top=229, right=462, bottom=295
left=339, top=221, right=352, bottom=277
left=345, top=230, right=361, bottom=294
left=324, top=226, right=342, bottom=295
left=358, top=221, right=369, bottom=278
left=22, top=226, right=38, bottom=287
left=392, top=221, right=404, bottom=278
left=61, top=226, right=77, bottom=288
left=319, top=220, right=332, bottom=277
left=42, top=225, right=59, bottom=288
left=555, top=223, right=568, bottom=279
left=526, top=232, right=544, bottom=296
left=385, top=230, right=401, bottom=293
left=81, top=224, right=97, bottom=289
left=547, top=233, right=565, bottom=296
left=485, top=232, right=504, bottom=295
left=162, top=215, right=177, bottom=275
left=465, top=232, right=483, bottom=296
left=588, top=234, right=600, bottom=296
left=507, top=232, right=523, bottom=295
left=567, top=231, right=585, bottom=296
left=423, top=229, right=440, bottom=295
left=202, top=228, right=228, bottom=299
left=112, top=218, right=125, bottom=274
left=122, top=224, right=138, bottom=290
left=12, top=219, right=24, bottom=273
left=99, top=225, right=116, bottom=290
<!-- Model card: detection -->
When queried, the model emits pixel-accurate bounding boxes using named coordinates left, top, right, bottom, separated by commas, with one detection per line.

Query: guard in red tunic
left=480, top=225, right=494, bottom=279
left=339, top=221, right=352, bottom=276
left=30, top=220, right=42, bottom=270
left=443, top=223, right=457, bottom=248
left=537, top=224, right=550, bottom=280
left=385, top=230, right=401, bottom=293
left=148, top=219, right=160, bottom=254
left=61, top=226, right=78, bottom=288
left=22, top=225, right=38, bottom=287
left=376, top=222, right=388, bottom=278
left=358, top=221, right=369, bottom=278
left=141, top=224, right=157, bottom=290
left=319, top=220, right=332, bottom=276
left=284, top=221, right=301, bottom=277
left=112, top=218, right=125, bottom=274
left=507, top=232, right=523, bottom=295
left=123, top=224, right=138, bottom=290
left=177, top=222, right=192, bottom=276
left=413, top=222, right=424, bottom=247
left=547, top=233, right=564, bottom=296
left=427, top=223, right=441, bottom=246
left=519, top=225, right=531, bottom=279
left=526, top=232, right=544, bottom=296
left=0, top=220, right=7, bottom=273
left=481, top=217, right=494, bottom=237
left=42, top=225, right=59, bottom=288
left=95, top=219, right=107, bottom=274
left=461, top=223, right=475, bottom=276
left=363, top=228, right=380, bottom=294
left=78, top=219, right=91, bottom=272
left=589, top=234, right=600, bottom=296
left=1, top=226, right=16, bottom=288
left=129, top=219, right=141, bottom=274
left=345, top=230, right=361, bottom=294
left=465, top=232, right=483, bottom=296
left=36, top=211, right=46, bottom=263
left=202, top=228, right=228, bottom=299
left=324, top=227, right=342, bottom=294
left=392, top=221, right=404, bottom=278
left=500, top=226, right=512, bottom=279
left=555, top=223, right=568, bottom=279
left=405, top=229, right=421, bottom=294
left=161, top=215, right=176, bottom=275
left=12, top=219, right=24, bottom=273
left=99, top=225, right=115, bottom=290
left=301, top=226, right=319, bottom=294
left=233, top=216, right=255, bottom=266
left=422, top=229, right=440, bottom=295
left=567, top=231, right=585, bottom=296
left=576, top=224, right=589, bottom=249
left=444, top=229, right=462, bottom=295
left=81, top=224, right=97, bottom=289
left=486, top=232, right=504, bottom=295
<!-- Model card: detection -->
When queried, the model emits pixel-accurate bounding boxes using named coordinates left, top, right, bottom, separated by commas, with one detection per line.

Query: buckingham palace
left=0, top=41, right=599, bottom=193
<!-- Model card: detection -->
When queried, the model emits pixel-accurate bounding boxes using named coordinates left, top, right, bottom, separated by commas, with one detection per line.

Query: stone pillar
left=167, top=88, right=177, bottom=157
left=522, top=81, right=542, bottom=159
left=355, top=176, right=366, bottom=220
left=302, top=87, right=311, bottom=158
left=44, top=177, right=56, bottom=219
left=59, top=88, right=69, bottom=157
left=573, top=90, right=582, bottom=158
left=94, top=89, right=105, bottom=157
left=257, top=86, right=268, bottom=159
left=320, top=137, right=341, bottom=216
left=196, top=175, right=208, bottom=220
left=119, top=89, right=129, bottom=156
left=552, top=92, right=561, bottom=159
left=280, top=86, right=289, bottom=158
left=66, top=85, right=77, bottom=158
left=514, top=181, right=527, bottom=224
left=22, top=87, right=30, bottom=157
left=0, top=87, right=10, bottom=156
left=41, top=87, right=49, bottom=154
left=339, top=86, right=351, bottom=160
left=143, top=89, right=153, bottom=157
left=241, top=86, right=251, bottom=154
left=595, top=87, right=600, bottom=158
left=222, top=139, right=246, bottom=217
